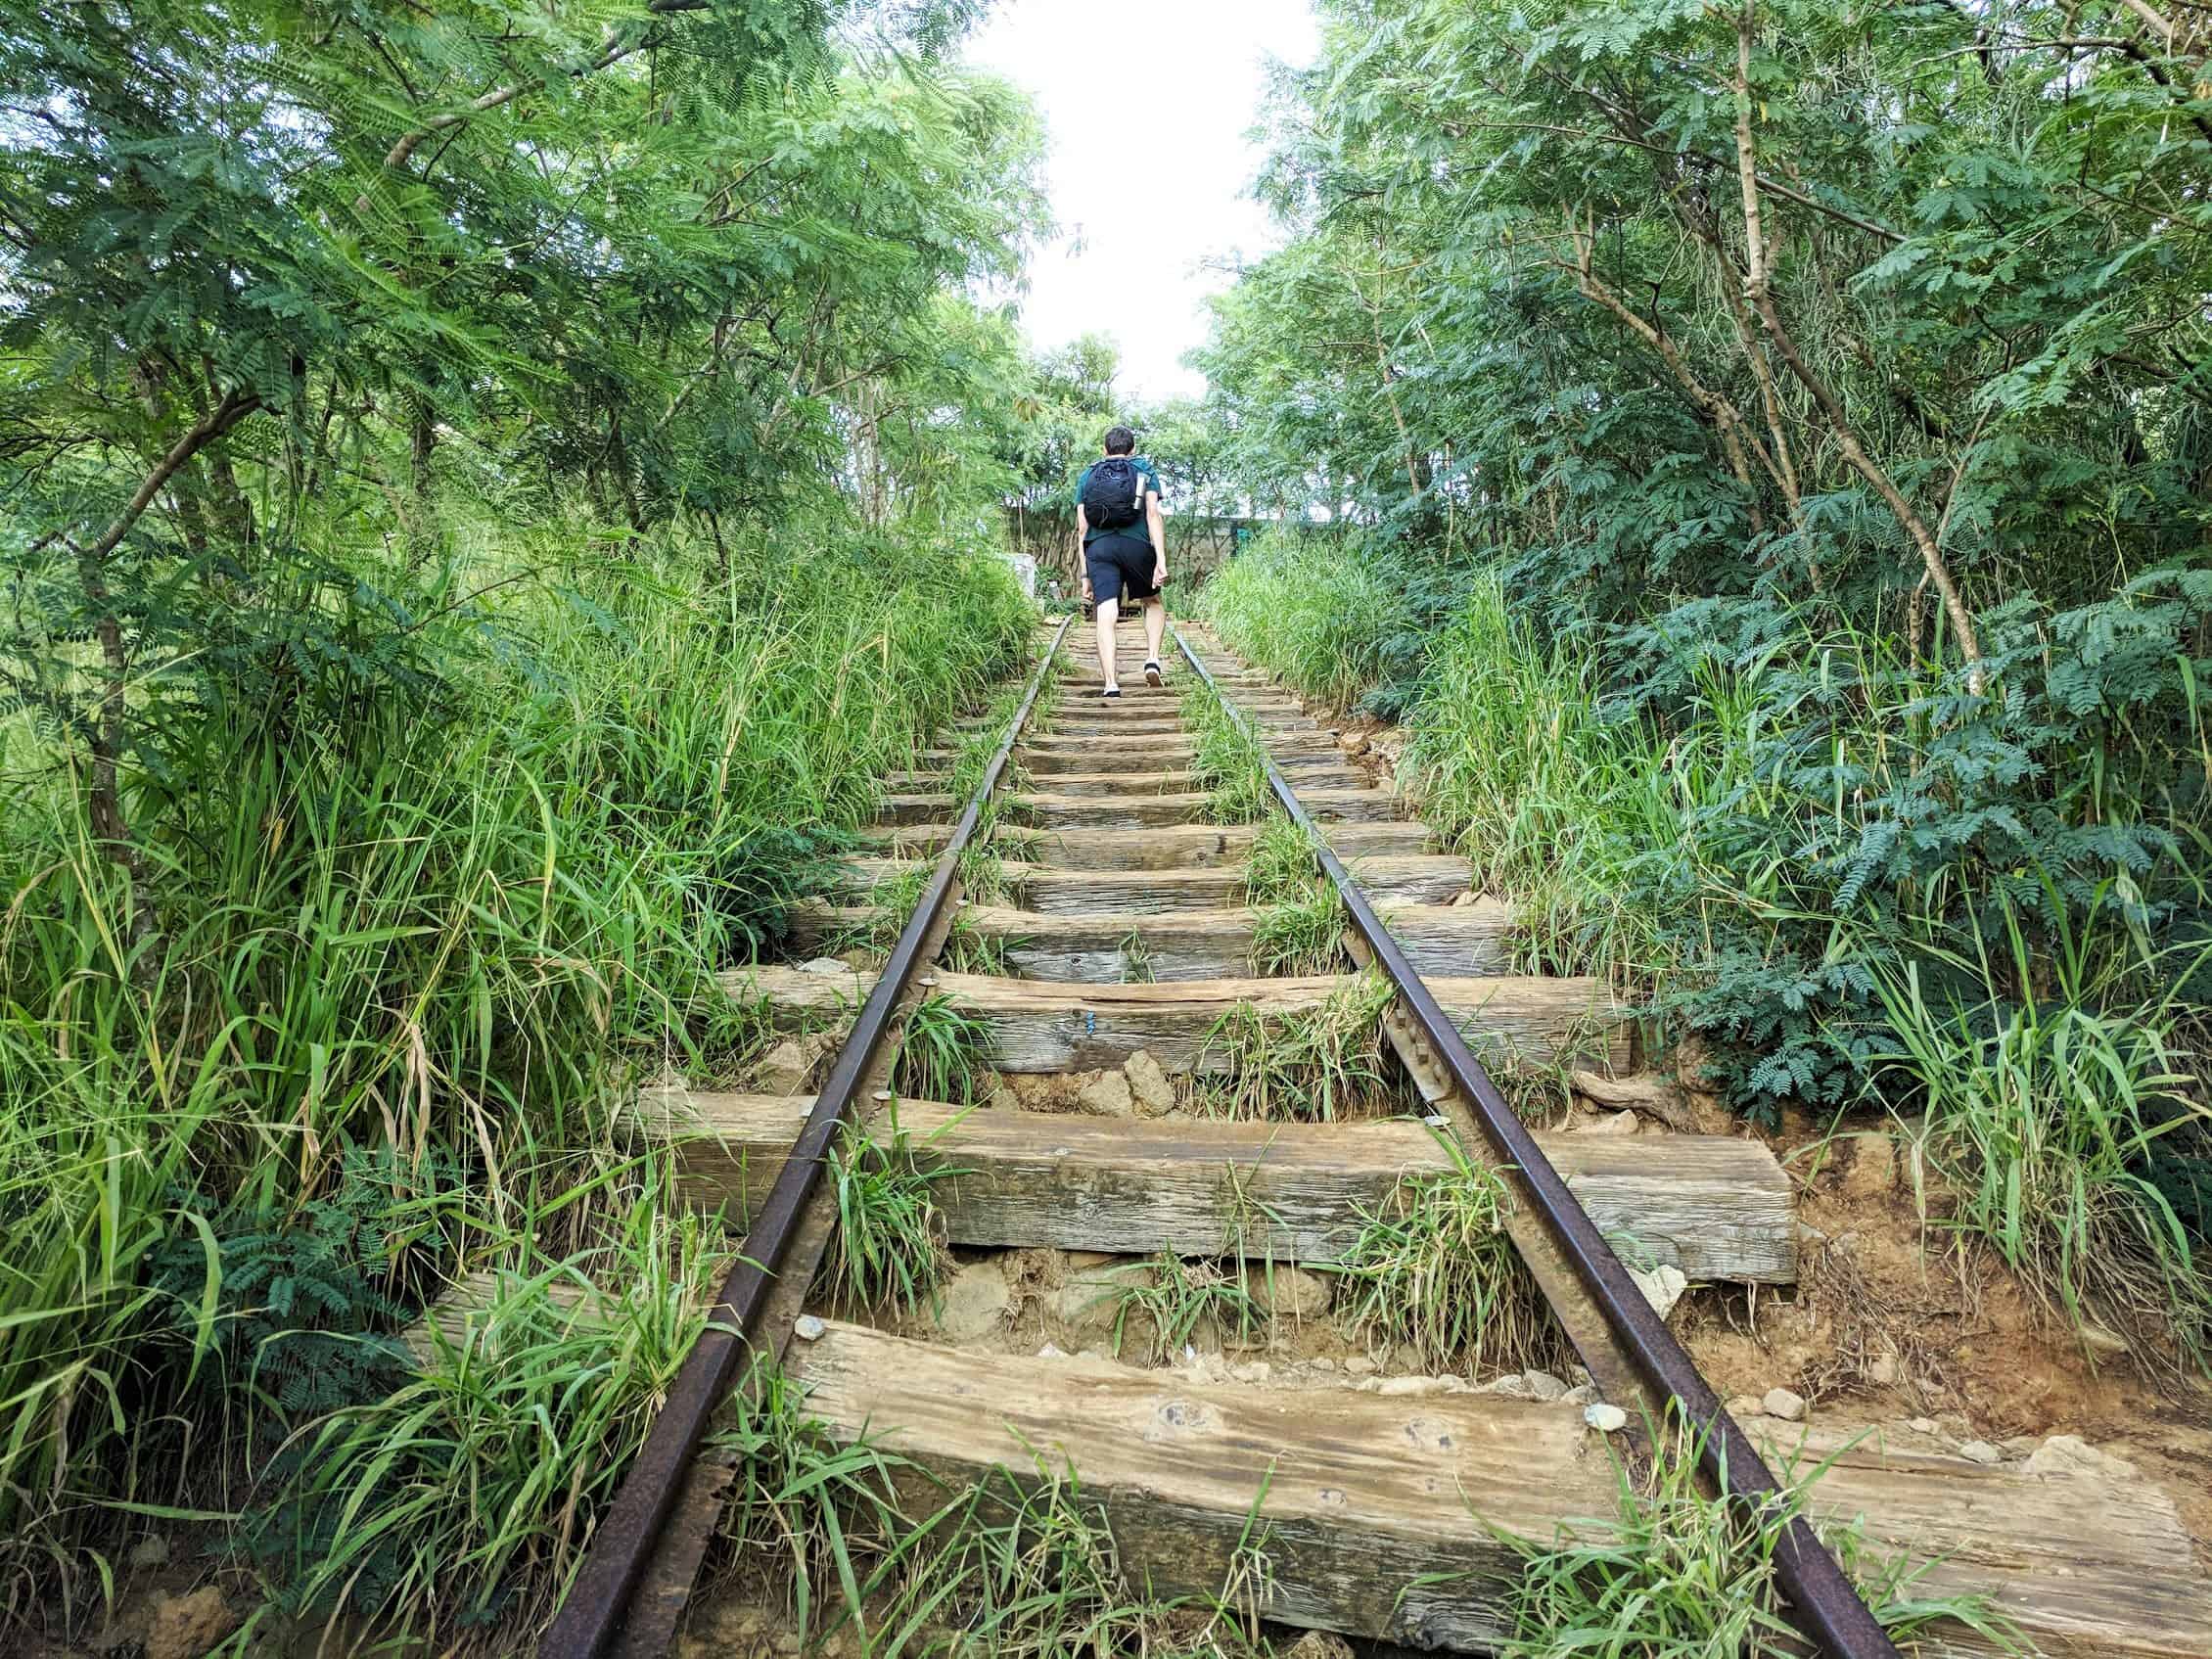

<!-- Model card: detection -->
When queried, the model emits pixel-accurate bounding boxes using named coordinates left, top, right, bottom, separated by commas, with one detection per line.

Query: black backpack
left=1080, top=456, right=1145, bottom=531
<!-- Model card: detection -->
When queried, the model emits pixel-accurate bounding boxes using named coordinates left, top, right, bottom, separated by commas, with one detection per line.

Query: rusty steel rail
left=538, top=616, right=1073, bottom=1659
left=1172, top=627, right=1902, bottom=1659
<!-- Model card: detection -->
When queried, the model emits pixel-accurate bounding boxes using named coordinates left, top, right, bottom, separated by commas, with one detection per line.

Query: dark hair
left=1103, top=425, right=1136, bottom=455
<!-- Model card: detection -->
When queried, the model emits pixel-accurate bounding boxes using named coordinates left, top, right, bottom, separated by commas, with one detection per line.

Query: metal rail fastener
left=538, top=616, right=1073, bottom=1659
left=1171, top=626, right=1902, bottom=1659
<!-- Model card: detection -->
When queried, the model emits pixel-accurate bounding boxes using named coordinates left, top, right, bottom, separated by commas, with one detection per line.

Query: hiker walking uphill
left=1075, top=425, right=1168, bottom=697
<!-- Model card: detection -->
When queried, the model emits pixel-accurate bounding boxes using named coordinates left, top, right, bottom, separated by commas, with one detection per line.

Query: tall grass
left=0, top=528, right=1032, bottom=1625
left=1194, top=527, right=1410, bottom=708
left=1868, top=890, right=2212, bottom=1364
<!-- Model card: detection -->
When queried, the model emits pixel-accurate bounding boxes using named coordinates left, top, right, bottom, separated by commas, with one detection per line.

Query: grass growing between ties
left=897, top=992, right=994, bottom=1106
left=1331, top=1133, right=1551, bottom=1373
left=1184, top=672, right=1274, bottom=826
left=821, top=1109, right=964, bottom=1316
left=875, top=1452, right=1281, bottom=1659
left=1240, top=815, right=1352, bottom=975
left=1485, top=1416, right=2028, bottom=1659
left=1194, top=971, right=1399, bottom=1123
left=1108, top=1254, right=1267, bottom=1362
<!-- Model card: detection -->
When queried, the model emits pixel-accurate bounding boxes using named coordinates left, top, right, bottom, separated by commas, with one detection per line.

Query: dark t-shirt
left=1075, top=456, right=1162, bottom=547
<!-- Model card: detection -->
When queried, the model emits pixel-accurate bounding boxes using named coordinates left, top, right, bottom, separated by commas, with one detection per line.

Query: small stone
left=792, top=1313, right=827, bottom=1342
left=751, top=1037, right=813, bottom=1094
left=773, top=1635, right=803, bottom=1656
left=1076, top=1070, right=1135, bottom=1117
left=147, top=1587, right=240, bottom=1659
left=1831, top=1230, right=1862, bottom=1254
left=1337, top=732, right=1370, bottom=759
left=1762, top=1387, right=1808, bottom=1422
left=1525, top=1370, right=1568, bottom=1402
left=1909, top=1417, right=1939, bottom=1436
left=1046, top=1264, right=1145, bottom=1337
left=1451, top=890, right=1480, bottom=908
left=2024, top=1434, right=2138, bottom=1480
left=1285, top=1632, right=1357, bottom=1659
left=1796, top=1222, right=1827, bottom=1246
left=1484, top=1373, right=1534, bottom=1399
left=1374, top=1375, right=1447, bottom=1397
left=127, top=1534, right=170, bottom=1570
left=1343, top=1356, right=1377, bottom=1376
left=1630, top=1263, right=1689, bottom=1320
left=1959, top=1440, right=2003, bottom=1465
left=1727, top=1395, right=1764, bottom=1417
left=931, top=1263, right=1012, bottom=1342
left=1247, top=1265, right=1332, bottom=1318
left=799, top=956, right=852, bottom=977
left=1560, top=1384, right=1594, bottom=1406
left=1582, top=1109, right=1641, bottom=1136
left=1307, top=1356, right=1338, bottom=1372
left=1584, top=1402, right=1630, bottom=1434
left=1036, top=1342, right=1068, bottom=1359
left=1124, top=1049, right=1177, bottom=1116
left=1230, top=1360, right=1272, bottom=1383
left=1866, top=1353, right=1901, bottom=1387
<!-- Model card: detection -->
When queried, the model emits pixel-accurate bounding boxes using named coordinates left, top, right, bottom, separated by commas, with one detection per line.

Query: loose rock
left=792, top=1313, right=826, bottom=1341
left=147, top=1587, right=239, bottom=1659
left=1584, top=1402, right=1630, bottom=1434
left=1526, top=1370, right=1568, bottom=1402
left=1762, top=1387, right=1808, bottom=1422
left=1343, top=1356, right=1378, bottom=1376
left=751, top=1037, right=814, bottom=1095
left=1727, top=1395, right=1763, bottom=1417
left=1630, top=1263, right=1689, bottom=1320
left=798, top=956, right=852, bottom=977
left=1959, top=1440, right=2004, bottom=1465
left=1866, top=1353, right=1902, bottom=1387
left=1124, top=1049, right=1177, bottom=1117
left=2025, top=1434, right=2138, bottom=1480
left=1246, top=1264, right=1332, bottom=1318
left=1284, top=1633, right=1357, bottom=1659
left=931, top=1263, right=1012, bottom=1343
left=1076, top=1070, right=1135, bottom=1117
left=1046, top=1264, right=1146, bottom=1338
left=1580, top=1109, right=1641, bottom=1136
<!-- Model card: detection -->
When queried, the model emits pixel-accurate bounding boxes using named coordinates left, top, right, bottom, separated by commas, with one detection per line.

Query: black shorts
left=1084, top=533, right=1159, bottom=605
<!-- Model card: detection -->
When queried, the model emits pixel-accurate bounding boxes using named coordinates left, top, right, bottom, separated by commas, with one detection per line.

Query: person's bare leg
left=1143, top=595, right=1167, bottom=675
left=1094, top=596, right=1121, bottom=690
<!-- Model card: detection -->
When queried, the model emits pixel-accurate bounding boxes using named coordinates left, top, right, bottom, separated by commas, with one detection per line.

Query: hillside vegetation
left=1187, top=0, right=2212, bottom=1365
left=1, top=0, right=1042, bottom=1640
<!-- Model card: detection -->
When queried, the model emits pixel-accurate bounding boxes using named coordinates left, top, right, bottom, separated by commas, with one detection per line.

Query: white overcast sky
left=961, top=0, right=1321, bottom=405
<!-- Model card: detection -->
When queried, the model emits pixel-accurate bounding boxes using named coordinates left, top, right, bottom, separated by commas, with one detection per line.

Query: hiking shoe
left=1101, top=685, right=1122, bottom=699
left=1143, top=660, right=1164, bottom=686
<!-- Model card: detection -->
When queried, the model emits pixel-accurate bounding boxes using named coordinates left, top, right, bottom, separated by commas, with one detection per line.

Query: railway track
left=530, top=616, right=2212, bottom=1659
